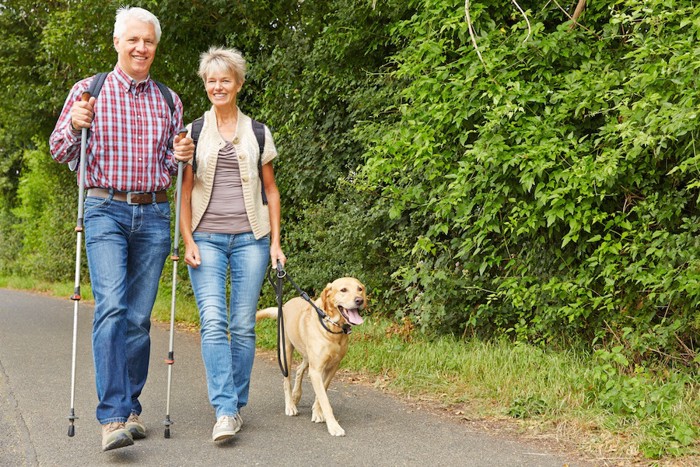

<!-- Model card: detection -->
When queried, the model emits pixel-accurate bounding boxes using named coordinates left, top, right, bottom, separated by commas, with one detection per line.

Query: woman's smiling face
left=205, top=70, right=242, bottom=109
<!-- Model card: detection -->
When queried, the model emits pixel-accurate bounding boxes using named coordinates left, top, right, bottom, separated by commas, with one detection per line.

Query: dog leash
left=268, top=261, right=289, bottom=377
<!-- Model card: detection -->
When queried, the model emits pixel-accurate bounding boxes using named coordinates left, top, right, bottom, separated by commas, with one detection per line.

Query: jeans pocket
left=152, top=201, right=171, bottom=219
left=193, top=232, right=213, bottom=241
left=84, top=196, right=111, bottom=213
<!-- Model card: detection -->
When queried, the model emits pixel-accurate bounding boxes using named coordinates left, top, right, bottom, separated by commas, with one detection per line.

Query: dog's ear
left=321, top=283, right=333, bottom=309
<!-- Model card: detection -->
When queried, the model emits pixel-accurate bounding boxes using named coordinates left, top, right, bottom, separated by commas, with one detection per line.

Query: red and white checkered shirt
left=49, top=65, right=183, bottom=192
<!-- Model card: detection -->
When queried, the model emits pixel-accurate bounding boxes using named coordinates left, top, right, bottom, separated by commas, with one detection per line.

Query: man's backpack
left=190, top=116, right=268, bottom=205
left=70, top=72, right=177, bottom=171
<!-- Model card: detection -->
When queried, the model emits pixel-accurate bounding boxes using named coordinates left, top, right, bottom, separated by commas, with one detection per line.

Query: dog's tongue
left=344, top=308, right=364, bottom=326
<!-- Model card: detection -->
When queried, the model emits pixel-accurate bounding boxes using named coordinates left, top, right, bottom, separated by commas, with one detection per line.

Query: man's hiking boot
left=101, top=422, right=134, bottom=452
left=126, top=413, right=146, bottom=439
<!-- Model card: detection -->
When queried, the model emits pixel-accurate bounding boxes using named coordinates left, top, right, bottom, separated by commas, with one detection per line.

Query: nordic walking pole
left=68, top=91, right=91, bottom=437
left=164, top=128, right=187, bottom=439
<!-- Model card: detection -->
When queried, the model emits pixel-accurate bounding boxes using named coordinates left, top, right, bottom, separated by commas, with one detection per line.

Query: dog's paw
left=327, top=423, right=346, bottom=437
left=285, top=405, right=298, bottom=416
left=311, top=407, right=325, bottom=423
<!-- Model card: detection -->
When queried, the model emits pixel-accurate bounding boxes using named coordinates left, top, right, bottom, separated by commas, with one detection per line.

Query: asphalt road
left=0, top=288, right=582, bottom=466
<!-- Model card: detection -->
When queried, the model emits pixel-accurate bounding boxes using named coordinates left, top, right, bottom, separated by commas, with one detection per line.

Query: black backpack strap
left=153, top=81, right=178, bottom=148
left=190, top=116, right=205, bottom=174
left=154, top=80, right=175, bottom=115
left=87, top=72, right=109, bottom=99
left=252, top=119, right=268, bottom=205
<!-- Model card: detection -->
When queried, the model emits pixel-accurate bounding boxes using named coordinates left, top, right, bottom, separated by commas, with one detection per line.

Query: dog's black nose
left=355, top=297, right=364, bottom=306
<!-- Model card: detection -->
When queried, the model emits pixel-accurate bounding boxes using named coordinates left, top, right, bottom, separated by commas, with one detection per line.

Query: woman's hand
left=270, top=243, right=286, bottom=270
left=184, top=242, right=201, bottom=268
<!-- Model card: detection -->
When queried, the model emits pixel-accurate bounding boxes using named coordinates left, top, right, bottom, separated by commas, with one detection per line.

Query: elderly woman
left=180, top=46, right=286, bottom=442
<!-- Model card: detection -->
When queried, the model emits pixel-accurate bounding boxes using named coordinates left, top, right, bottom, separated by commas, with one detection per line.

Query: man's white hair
left=114, top=6, right=162, bottom=43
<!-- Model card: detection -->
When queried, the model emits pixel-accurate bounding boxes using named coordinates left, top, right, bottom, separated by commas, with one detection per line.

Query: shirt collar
left=113, top=65, right=152, bottom=93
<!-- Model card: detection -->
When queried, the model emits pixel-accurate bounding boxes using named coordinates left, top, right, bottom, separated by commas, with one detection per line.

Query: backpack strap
left=154, top=80, right=175, bottom=115
left=152, top=80, right=178, bottom=148
left=190, top=116, right=205, bottom=174
left=87, top=72, right=109, bottom=99
left=252, top=119, right=268, bottom=206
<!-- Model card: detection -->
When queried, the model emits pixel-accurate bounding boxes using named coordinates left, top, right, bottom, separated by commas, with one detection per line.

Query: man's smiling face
left=114, top=18, right=157, bottom=81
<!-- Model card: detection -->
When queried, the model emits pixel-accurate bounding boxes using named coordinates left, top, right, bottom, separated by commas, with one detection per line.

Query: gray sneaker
left=234, top=412, right=243, bottom=431
left=212, top=415, right=241, bottom=442
left=101, top=422, right=134, bottom=452
left=125, top=413, right=146, bottom=439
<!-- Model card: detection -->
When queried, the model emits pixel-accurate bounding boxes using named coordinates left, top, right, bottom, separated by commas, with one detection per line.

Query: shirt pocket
left=153, top=112, right=172, bottom=153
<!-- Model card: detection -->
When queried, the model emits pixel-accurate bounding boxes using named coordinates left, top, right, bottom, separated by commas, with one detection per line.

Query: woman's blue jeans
left=188, top=232, right=269, bottom=418
left=84, top=195, right=170, bottom=424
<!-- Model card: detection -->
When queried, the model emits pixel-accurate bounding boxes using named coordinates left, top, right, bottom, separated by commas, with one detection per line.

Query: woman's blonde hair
left=198, top=46, right=247, bottom=85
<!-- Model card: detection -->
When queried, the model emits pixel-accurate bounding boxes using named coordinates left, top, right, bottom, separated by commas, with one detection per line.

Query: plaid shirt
left=49, top=66, right=183, bottom=192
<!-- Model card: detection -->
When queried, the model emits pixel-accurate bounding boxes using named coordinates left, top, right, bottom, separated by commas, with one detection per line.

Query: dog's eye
left=340, top=288, right=348, bottom=292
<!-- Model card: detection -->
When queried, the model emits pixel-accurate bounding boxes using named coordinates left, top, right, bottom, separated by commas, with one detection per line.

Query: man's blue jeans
left=84, top=195, right=170, bottom=424
left=188, top=231, right=269, bottom=418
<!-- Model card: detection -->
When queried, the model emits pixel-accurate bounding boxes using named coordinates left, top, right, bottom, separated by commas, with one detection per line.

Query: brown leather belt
left=87, top=188, right=168, bottom=205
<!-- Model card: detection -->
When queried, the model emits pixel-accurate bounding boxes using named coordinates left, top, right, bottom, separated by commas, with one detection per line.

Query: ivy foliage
left=358, top=0, right=700, bottom=360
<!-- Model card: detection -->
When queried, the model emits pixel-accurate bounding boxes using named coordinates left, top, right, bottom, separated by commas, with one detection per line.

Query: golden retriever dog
left=256, top=277, right=366, bottom=436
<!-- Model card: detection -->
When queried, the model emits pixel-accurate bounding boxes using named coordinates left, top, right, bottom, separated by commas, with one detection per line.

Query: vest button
left=233, top=136, right=240, bottom=144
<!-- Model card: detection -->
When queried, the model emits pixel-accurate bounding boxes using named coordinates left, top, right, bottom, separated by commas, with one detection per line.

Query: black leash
left=267, top=262, right=352, bottom=377
left=268, top=261, right=289, bottom=377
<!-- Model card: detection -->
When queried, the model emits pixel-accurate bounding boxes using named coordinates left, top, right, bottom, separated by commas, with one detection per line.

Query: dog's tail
left=256, top=307, right=278, bottom=322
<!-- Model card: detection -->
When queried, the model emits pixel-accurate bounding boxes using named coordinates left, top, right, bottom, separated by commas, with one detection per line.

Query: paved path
left=0, top=289, right=582, bottom=466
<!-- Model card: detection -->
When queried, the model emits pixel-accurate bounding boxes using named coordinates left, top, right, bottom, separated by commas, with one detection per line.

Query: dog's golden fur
left=256, top=277, right=366, bottom=436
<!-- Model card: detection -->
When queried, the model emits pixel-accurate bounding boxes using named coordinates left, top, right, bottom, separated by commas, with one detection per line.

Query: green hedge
left=2, top=0, right=699, bottom=367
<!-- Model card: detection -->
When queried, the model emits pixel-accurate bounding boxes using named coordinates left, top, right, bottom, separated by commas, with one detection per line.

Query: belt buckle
left=126, top=192, right=146, bottom=205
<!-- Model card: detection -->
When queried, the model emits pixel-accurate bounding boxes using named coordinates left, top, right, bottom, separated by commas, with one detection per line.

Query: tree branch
left=569, top=0, right=586, bottom=30
left=465, top=0, right=487, bottom=68
left=511, top=0, right=531, bottom=42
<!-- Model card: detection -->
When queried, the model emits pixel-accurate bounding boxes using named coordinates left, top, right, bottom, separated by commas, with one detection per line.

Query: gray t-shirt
left=197, top=142, right=251, bottom=234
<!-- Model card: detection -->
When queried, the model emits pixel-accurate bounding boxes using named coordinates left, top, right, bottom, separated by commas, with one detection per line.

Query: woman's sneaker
left=101, top=422, right=134, bottom=452
left=212, top=415, right=241, bottom=442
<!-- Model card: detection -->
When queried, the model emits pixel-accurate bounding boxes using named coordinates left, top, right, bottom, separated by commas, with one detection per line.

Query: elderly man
left=49, top=6, right=193, bottom=451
